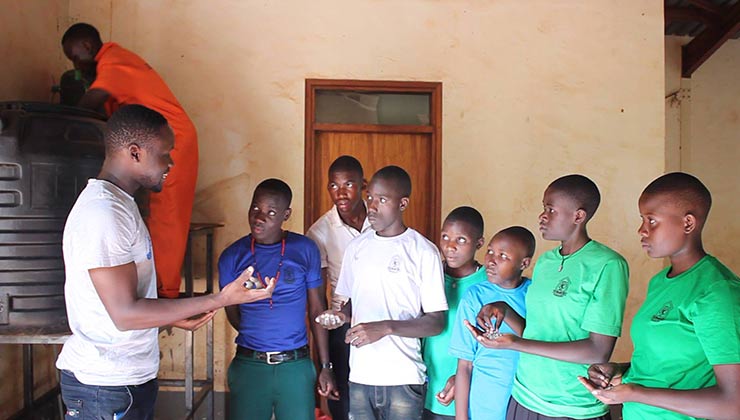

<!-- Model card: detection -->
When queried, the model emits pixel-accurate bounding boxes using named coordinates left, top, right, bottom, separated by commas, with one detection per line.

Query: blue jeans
left=60, top=370, right=158, bottom=420
left=349, top=382, right=426, bottom=420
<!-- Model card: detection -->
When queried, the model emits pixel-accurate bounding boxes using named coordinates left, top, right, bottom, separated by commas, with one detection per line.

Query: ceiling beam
left=665, top=6, right=716, bottom=25
left=686, top=0, right=723, bottom=16
left=682, top=0, right=740, bottom=77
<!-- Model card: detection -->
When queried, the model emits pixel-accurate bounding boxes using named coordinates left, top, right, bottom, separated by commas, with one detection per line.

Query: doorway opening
left=304, top=79, right=442, bottom=240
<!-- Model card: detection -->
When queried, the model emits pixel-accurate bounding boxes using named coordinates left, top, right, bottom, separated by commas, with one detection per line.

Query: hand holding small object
left=220, top=267, right=275, bottom=306
left=242, top=279, right=263, bottom=289
left=484, top=329, right=504, bottom=340
left=345, top=321, right=389, bottom=347
left=315, top=310, right=347, bottom=329
left=464, top=319, right=514, bottom=349
left=435, top=374, right=456, bottom=406
left=577, top=375, right=635, bottom=405
left=238, top=266, right=264, bottom=289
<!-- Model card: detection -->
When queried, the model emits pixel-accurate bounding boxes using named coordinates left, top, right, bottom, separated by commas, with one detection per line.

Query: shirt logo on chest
left=282, top=266, right=296, bottom=284
left=552, top=277, right=570, bottom=297
left=651, top=302, right=673, bottom=322
left=388, top=255, right=401, bottom=273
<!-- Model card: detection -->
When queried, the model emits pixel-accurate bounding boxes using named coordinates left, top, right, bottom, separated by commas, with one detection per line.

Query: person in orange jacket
left=61, top=23, right=197, bottom=298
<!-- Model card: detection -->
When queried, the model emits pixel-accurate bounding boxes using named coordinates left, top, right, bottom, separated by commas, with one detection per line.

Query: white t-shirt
left=56, top=179, right=159, bottom=386
left=335, top=228, right=448, bottom=386
left=306, top=204, right=371, bottom=310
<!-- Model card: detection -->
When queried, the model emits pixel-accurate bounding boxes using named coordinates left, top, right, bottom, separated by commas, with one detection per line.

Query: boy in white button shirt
left=317, top=165, right=448, bottom=420
left=307, top=155, right=371, bottom=419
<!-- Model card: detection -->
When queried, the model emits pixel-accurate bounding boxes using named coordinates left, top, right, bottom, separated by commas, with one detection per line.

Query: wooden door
left=312, top=131, right=435, bottom=238
left=304, top=80, right=442, bottom=241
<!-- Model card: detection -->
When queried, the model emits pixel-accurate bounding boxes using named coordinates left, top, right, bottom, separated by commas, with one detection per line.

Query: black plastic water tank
left=0, top=102, right=105, bottom=333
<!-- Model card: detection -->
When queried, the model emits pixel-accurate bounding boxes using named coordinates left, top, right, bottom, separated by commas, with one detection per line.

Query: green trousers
left=227, top=353, right=316, bottom=420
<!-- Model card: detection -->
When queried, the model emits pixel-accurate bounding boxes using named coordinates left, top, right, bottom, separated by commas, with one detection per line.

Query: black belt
left=237, top=345, right=309, bottom=365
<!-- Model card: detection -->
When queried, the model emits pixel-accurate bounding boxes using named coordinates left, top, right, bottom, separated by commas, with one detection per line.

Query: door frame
left=303, top=79, right=443, bottom=238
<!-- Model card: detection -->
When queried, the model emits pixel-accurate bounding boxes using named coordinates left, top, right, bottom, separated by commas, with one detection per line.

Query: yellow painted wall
left=665, top=37, right=740, bottom=273
left=0, top=0, right=69, bottom=102
left=3, top=0, right=669, bottom=405
left=64, top=0, right=665, bottom=390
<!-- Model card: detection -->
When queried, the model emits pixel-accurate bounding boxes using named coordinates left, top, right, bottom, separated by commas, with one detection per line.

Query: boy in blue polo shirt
left=219, top=178, right=335, bottom=420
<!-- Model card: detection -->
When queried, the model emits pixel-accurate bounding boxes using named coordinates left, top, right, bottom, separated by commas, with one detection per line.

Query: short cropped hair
left=370, top=165, right=412, bottom=198
left=444, top=206, right=484, bottom=239
left=105, top=105, right=169, bottom=153
left=254, top=178, right=293, bottom=207
left=642, top=172, right=712, bottom=221
left=61, top=23, right=102, bottom=45
left=495, top=226, right=536, bottom=258
left=548, top=174, right=601, bottom=220
left=329, top=155, right=364, bottom=178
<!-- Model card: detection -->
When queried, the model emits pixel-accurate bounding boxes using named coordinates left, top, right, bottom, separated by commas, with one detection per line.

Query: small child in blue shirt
left=448, top=226, right=535, bottom=420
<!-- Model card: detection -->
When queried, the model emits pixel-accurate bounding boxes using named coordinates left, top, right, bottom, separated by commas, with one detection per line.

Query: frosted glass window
left=315, top=91, right=430, bottom=125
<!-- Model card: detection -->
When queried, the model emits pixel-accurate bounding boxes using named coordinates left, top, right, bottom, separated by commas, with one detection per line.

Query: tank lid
left=0, top=101, right=106, bottom=121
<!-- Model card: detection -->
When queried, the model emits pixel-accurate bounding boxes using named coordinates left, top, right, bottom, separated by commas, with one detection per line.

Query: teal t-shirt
left=423, top=267, right=486, bottom=416
left=512, top=240, right=629, bottom=418
left=622, top=255, right=740, bottom=420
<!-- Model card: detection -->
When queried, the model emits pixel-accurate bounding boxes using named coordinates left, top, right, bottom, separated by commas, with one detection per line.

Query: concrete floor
left=154, top=390, right=227, bottom=420
left=24, top=391, right=621, bottom=420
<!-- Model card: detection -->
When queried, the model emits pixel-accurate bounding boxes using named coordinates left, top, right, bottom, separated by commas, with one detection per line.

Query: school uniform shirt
left=448, top=278, right=531, bottom=420
left=622, top=255, right=740, bottom=420
left=423, top=267, right=487, bottom=416
left=92, top=42, right=199, bottom=299
left=56, top=180, right=159, bottom=386
left=306, top=204, right=371, bottom=310
left=335, top=228, right=448, bottom=386
left=513, top=240, right=629, bottom=419
left=218, top=232, right=322, bottom=352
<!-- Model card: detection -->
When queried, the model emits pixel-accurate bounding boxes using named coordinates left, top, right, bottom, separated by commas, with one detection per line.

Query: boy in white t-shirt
left=317, top=165, right=448, bottom=420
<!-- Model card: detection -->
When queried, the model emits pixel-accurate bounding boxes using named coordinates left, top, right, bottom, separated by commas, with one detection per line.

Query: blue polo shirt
left=218, top=232, right=322, bottom=352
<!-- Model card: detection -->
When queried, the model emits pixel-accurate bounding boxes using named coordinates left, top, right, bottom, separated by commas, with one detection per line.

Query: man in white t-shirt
left=56, top=105, right=274, bottom=419
left=317, top=165, right=448, bottom=420
left=306, top=155, right=371, bottom=420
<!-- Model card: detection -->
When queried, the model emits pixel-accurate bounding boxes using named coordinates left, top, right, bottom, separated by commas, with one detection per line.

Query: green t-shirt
left=512, top=240, right=629, bottom=418
left=423, top=267, right=487, bottom=416
left=622, top=255, right=740, bottom=420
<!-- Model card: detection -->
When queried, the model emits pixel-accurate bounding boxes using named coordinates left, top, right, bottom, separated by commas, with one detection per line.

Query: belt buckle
left=266, top=351, right=282, bottom=365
